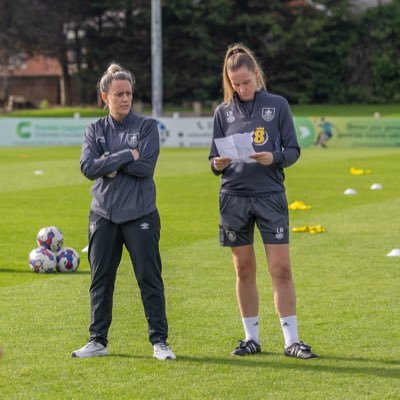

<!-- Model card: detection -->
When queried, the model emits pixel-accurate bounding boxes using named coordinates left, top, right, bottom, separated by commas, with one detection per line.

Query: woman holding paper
left=209, top=43, right=317, bottom=359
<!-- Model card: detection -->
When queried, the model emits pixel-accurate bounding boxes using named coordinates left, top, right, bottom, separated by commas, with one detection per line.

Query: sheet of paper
left=214, top=135, right=238, bottom=159
left=214, top=133, right=255, bottom=160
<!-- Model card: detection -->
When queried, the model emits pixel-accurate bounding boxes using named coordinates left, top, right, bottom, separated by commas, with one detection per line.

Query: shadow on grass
left=0, top=268, right=90, bottom=274
left=320, top=354, right=400, bottom=365
left=0, top=268, right=34, bottom=274
left=107, top=352, right=400, bottom=379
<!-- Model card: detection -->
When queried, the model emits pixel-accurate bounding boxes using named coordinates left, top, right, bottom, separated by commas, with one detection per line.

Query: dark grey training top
left=80, top=111, right=160, bottom=223
left=209, top=89, right=300, bottom=195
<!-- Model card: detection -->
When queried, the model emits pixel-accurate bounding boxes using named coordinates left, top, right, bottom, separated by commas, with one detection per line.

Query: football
left=36, top=226, right=64, bottom=252
left=56, top=247, right=80, bottom=272
left=28, top=247, right=57, bottom=273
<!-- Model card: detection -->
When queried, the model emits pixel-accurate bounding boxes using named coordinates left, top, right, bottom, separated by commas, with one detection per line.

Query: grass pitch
left=0, top=146, right=399, bottom=399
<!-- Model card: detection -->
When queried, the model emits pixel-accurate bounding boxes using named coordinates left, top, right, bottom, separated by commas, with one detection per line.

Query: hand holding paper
left=213, top=156, right=231, bottom=172
left=249, top=151, right=274, bottom=166
left=214, top=133, right=255, bottom=160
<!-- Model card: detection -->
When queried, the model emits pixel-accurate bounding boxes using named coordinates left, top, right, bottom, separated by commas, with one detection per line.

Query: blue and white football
left=36, top=226, right=64, bottom=252
left=56, top=247, right=80, bottom=272
left=29, top=247, right=57, bottom=273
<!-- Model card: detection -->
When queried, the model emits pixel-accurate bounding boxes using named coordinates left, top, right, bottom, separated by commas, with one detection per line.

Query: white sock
left=242, top=316, right=259, bottom=344
left=280, top=315, right=299, bottom=347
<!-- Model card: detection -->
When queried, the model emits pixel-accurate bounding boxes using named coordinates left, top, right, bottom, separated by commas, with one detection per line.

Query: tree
left=2, top=0, right=399, bottom=106
left=0, top=0, right=89, bottom=105
left=0, top=0, right=20, bottom=103
left=0, top=0, right=152, bottom=105
left=81, top=0, right=152, bottom=104
left=347, top=0, right=400, bottom=103
left=163, top=0, right=235, bottom=103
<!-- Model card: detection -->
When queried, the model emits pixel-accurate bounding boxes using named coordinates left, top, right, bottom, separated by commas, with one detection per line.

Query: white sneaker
left=71, top=340, right=109, bottom=358
left=153, top=342, right=176, bottom=360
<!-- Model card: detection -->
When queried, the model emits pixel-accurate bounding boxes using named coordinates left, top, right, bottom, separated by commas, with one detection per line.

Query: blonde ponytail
left=222, top=43, right=266, bottom=104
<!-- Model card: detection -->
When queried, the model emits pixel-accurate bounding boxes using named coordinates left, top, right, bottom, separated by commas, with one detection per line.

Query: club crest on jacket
left=261, top=108, right=275, bottom=122
left=127, top=132, right=140, bottom=148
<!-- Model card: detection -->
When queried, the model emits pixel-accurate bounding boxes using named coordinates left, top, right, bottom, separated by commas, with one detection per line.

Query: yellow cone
left=288, top=200, right=312, bottom=210
left=350, top=167, right=372, bottom=175
left=292, top=225, right=326, bottom=234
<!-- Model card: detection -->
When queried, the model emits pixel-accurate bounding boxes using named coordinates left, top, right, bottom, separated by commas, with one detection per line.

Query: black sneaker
left=231, top=340, right=261, bottom=356
left=284, top=342, right=318, bottom=359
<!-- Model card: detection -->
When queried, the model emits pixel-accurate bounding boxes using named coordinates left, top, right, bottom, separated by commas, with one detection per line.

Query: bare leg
left=264, top=244, right=318, bottom=357
left=231, top=244, right=258, bottom=317
left=265, top=243, right=296, bottom=317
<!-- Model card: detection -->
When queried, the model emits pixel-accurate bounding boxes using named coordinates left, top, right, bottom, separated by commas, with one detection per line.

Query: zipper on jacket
left=234, top=90, right=258, bottom=120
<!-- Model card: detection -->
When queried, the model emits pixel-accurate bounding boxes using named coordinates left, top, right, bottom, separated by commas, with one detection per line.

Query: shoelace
left=238, top=340, right=257, bottom=352
left=85, top=340, right=102, bottom=348
left=288, top=342, right=312, bottom=355
left=156, top=342, right=169, bottom=351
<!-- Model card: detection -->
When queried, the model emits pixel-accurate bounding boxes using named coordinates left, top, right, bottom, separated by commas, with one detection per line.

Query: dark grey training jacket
left=209, top=90, right=300, bottom=195
left=80, top=111, right=160, bottom=223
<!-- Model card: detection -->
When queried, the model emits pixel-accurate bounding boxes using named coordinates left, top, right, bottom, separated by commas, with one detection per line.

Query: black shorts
left=219, top=192, right=289, bottom=246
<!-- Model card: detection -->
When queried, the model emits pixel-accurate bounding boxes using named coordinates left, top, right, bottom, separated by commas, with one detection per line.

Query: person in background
left=72, top=63, right=175, bottom=361
left=315, top=117, right=338, bottom=147
left=209, top=43, right=318, bottom=359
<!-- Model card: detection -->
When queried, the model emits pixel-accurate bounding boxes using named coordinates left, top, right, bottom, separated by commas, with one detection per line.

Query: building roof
left=0, top=55, right=62, bottom=77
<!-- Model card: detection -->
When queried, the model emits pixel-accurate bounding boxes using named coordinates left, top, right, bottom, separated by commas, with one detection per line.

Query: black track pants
left=87, top=210, right=168, bottom=345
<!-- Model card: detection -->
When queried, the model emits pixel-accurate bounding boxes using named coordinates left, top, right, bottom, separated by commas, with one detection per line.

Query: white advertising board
left=158, top=117, right=213, bottom=147
left=0, top=118, right=96, bottom=146
left=0, top=117, right=214, bottom=147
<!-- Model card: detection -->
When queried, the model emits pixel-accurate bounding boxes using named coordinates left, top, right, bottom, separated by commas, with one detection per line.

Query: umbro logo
left=140, top=222, right=149, bottom=230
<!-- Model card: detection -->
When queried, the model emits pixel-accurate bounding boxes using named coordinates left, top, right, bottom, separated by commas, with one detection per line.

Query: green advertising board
left=293, top=117, right=316, bottom=148
left=294, top=117, right=400, bottom=148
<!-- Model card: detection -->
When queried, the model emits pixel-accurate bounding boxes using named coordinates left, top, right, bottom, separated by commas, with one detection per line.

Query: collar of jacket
left=232, top=88, right=268, bottom=105
left=233, top=89, right=264, bottom=117
left=107, top=110, right=135, bottom=129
